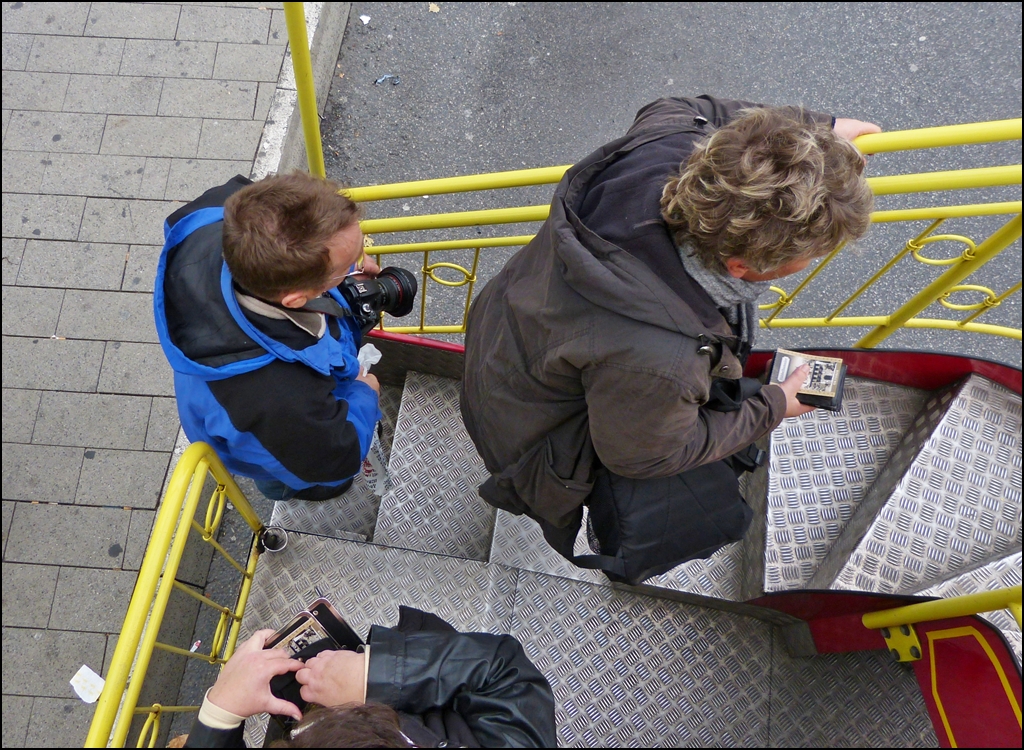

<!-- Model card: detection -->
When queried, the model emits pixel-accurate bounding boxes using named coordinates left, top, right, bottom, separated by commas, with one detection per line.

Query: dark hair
left=272, top=703, right=411, bottom=748
left=661, top=106, right=873, bottom=273
left=222, top=171, right=362, bottom=299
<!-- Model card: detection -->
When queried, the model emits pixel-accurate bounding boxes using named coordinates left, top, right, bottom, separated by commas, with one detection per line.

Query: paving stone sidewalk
left=1, top=3, right=347, bottom=746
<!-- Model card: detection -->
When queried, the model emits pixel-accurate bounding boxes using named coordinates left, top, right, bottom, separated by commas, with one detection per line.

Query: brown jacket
left=461, top=96, right=791, bottom=529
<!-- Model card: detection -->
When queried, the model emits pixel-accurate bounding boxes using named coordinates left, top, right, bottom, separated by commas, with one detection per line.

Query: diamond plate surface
left=918, top=551, right=1022, bottom=666
left=768, top=635, right=936, bottom=747
left=765, top=378, right=929, bottom=591
left=510, top=570, right=773, bottom=747
left=241, top=531, right=518, bottom=747
left=267, top=384, right=403, bottom=539
left=373, top=371, right=495, bottom=560
left=822, top=375, right=1022, bottom=594
left=376, top=382, right=402, bottom=464
left=490, top=509, right=609, bottom=584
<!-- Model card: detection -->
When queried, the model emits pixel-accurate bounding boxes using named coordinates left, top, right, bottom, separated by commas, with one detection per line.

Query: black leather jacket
left=185, top=607, right=557, bottom=748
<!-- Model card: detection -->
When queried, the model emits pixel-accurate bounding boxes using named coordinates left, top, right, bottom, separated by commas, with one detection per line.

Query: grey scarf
left=677, top=243, right=771, bottom=345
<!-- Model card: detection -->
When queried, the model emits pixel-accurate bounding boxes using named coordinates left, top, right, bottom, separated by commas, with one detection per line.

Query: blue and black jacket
left=154, top=176, right=381, bottom=490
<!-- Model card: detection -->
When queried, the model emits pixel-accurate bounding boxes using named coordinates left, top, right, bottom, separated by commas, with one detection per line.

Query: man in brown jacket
left=461, top=95, right=880, bottom=584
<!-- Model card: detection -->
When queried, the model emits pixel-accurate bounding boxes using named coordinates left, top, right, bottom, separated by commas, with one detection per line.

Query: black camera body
left=338, top=266, right=418, bottom=334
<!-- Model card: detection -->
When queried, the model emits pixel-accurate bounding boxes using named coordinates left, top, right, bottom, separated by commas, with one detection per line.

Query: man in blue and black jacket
left=155, top=172, right=382, bottom=501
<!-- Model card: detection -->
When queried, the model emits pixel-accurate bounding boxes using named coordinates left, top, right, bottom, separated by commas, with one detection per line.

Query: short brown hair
left=223, top=172, right=361, bottom=299
left=661, top=107, right=873, bottom=273
left=273, top=703, right=409, bottom=748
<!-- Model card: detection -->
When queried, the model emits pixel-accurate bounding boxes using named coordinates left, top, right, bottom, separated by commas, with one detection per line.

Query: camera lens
left=375, top=267, right=418, bottom=318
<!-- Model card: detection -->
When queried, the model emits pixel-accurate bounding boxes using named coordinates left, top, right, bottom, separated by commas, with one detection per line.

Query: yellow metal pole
left=344, top=166, right=572, bottom=202
left=871, top=201, right=1023, bottom=222
left=283, top=3, right=326, bottom=178
left=365, top=235, right=536, bottom=253
left=757, top=315, right=1022, bottom=340
left=856, top=214, right=1022, bottom=348
left=866, top=165, right=1021, bottom=196
left=86, top=445, right=209, bottom=747
left=854, top=118, right=1022, bottom=154
left=360, top=205, right=550, bottom=235
left=824, top=220, right=945, bottom=322
left=862, top=586, right=1023, bottom=631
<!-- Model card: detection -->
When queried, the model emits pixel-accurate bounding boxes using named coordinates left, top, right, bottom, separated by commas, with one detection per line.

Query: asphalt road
left=323, top=2, right=1022, bottom=366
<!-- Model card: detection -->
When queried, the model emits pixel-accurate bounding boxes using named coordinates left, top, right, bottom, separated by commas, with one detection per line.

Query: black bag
left=573, top=460, right=753, bottom=584
left=557, top=376, right=764, bottom=585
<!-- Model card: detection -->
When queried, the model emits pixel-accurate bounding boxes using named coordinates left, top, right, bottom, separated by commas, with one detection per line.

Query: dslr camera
left=338, top=266, right=418, bottom=334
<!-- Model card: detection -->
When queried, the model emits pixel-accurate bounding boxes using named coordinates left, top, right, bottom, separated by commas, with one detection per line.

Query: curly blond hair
left=660, top=107, right=873, bottom=274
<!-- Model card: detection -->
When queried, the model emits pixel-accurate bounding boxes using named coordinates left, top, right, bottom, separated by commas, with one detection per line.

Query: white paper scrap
left=357, top=343, right=382, bottom=376
left=71, top=664, right=105, bottom=703
left=359, top=15, right=371, bottom=24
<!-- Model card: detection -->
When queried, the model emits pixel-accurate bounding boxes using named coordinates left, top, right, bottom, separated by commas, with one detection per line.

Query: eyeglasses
left=326, top=256, right=366, bottom=286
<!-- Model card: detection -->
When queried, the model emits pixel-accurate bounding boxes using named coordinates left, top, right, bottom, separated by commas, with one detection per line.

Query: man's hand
left=833, top=118, right=882, bottom=143
left=206, top=630, right=304, bottom=721
left=776, top=363, right=817, bottom=418
left=361, top=254, right=381, bottom=276
left=356, top=371, right=380, bottom=394
left=295, top=649, right=367, bottom=707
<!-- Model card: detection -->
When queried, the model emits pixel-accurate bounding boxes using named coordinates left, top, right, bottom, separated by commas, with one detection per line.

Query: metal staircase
left=237, top=352, right=1021, bottom=747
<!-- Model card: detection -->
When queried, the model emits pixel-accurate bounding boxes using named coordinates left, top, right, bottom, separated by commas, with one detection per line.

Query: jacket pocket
left=480, top=436, right=593, bottom=529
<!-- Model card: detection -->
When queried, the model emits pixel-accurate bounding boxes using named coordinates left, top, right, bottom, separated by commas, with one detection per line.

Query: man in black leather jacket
left=183, top=607, right=557, bottom=748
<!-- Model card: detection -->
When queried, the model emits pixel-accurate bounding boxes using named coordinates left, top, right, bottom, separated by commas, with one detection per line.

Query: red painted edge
left=746, top=348, right=1021, bottom=395
left=367, top=329, right=465, bottom=354
left=366, top=335, right=1021, bottom=394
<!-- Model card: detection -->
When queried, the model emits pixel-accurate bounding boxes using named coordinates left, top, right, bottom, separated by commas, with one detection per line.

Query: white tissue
left=357, top=343, right=382, bottom=376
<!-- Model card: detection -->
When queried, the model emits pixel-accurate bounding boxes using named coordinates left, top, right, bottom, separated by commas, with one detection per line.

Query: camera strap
left=233, top=281, right=354, bottom=319
left=299, top=295, right=353, bottom=319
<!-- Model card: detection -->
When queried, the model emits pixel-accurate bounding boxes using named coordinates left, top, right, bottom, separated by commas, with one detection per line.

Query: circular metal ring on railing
left=202, top=485, right=227, bottom=541
left=910, top=234, right=978, bottom=266
left=211, top=612, right=229, bottom=664
left=939, top=284, right=1000, bottom=311
left=424, top=261, right=476, bottom=287
left=759, top=286, right=791, bottom=311
left=137, top=705, right=162, bottom=748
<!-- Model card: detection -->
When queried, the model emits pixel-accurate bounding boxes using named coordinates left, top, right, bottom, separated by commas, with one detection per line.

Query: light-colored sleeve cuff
left=362, top=645, right=370, bottom=703
left=198, top=688, right=246, bottom=730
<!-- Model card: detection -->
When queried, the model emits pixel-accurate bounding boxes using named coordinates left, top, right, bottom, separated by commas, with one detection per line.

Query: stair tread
left=490, top=461, right=768, bottom=601
left=765, top=378, right=930, bottom=592
left=918, top=550, right=1022, bottom=666
left=241, top=530, right=935, bottom=749
left=267, top=384, right=402, bottom=540
left=372, top=371, right=495, bottom=560
left=821, top=374, right=1021, bottom=594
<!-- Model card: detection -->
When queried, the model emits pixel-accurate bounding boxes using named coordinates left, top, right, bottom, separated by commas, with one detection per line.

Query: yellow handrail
left=360, top=205, right=550, bottom=235
left=346, top=165, right=572, bottom=202
left=863, top=585, right=1023, bottom=631
left=284, top=2, right=326, bottom=179
left=866, top=165, right=1021, bottom=196
left=86, top=443, right=263, bottom=748
left=853, top=118, right=1022, bottom=154
left=856, top=214, right=1022, bottom=347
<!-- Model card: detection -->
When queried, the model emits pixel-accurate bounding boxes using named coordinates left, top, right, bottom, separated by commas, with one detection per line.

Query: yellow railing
left=342, top=118, right=1022, bottom=341
left=862, top=585, right=1023, bottom=747
left=863, top=585, right=1023, bottom=632
left=85, top=443, right=263, bottom=748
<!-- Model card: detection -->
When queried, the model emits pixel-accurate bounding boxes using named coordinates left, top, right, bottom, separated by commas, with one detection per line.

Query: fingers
left=239, top=629, right=275, bottom=652
left=362, top=255, right=382, bottom=276
left=268, top=698, right=303, bottom=723
left=782, top=363, right=810, bottom=390
left=270, top=657, right=305, bottom=676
